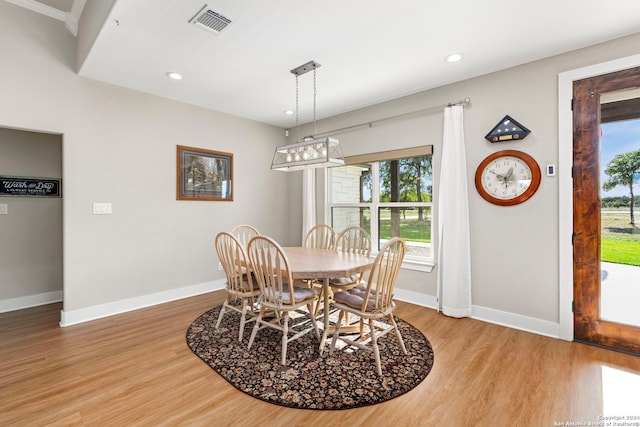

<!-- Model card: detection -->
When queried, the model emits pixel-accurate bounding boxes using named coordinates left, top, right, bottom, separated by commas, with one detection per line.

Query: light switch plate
left=546, top=164, right=556, bottom=177
left=0, top=204, right=7, bottom=215
left=93, top=203, right=112, bottom=215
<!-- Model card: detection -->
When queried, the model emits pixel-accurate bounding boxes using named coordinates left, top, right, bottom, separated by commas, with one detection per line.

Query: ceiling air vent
left=189, top=5, right=232, bottom=34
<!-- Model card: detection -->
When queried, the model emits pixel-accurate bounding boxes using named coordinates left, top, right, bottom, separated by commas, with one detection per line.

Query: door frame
left=558, top=53, right=640, bottom=341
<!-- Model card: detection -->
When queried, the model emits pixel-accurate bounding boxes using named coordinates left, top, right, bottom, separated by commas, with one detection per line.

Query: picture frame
left=0, top=175, right=61, bottom=198
left=177, top=145, right=233, bottom=201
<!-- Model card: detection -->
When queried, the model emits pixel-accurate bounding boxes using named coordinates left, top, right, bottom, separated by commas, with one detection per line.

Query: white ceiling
left=13, top=0, right=640, bottom=128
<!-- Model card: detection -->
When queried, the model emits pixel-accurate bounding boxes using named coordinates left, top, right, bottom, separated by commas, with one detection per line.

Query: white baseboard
left=59, top=279, right=226, bottom=327
left=471, top=305, right=560, bottom=339
left=395, top=288, right=438, bottom=310
left=56, top=280, right=560, bottom=338
left=394, top=289, right=560, bottom=339
left=0, top=290, right=63, bottom=313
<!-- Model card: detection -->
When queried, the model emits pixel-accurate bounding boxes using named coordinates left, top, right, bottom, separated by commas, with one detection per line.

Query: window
left=328, top=147, right=433, bottom=266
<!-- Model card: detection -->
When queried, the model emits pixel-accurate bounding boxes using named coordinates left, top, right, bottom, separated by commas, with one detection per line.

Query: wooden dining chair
left=247, top=235, right=320, bottom=365
left=329, top=237, right=407, bottom=376
left=332, top=226, right=372, bottom=286
left=300, top=224, right=337, bottom=293
left=214, top=232, right=262, bottom=342
left=303, top=224, right=336, bottom=249
left=313, top=226, right=372, bottom=317
left=230, top=224, right=260, bottom=250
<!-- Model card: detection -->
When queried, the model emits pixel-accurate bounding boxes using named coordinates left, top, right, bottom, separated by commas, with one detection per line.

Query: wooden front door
left=573, top=66, right=640, bottom=354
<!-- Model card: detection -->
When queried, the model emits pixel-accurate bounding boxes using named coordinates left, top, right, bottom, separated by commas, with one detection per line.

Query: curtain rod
left=311, top=97, right=471, bottom=138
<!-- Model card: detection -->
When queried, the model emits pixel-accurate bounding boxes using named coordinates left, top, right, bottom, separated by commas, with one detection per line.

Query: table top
left=283, top=247, right=373, bottom=280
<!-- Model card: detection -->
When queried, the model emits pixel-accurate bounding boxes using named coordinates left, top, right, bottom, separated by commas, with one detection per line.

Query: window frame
left=326, top=147, right=434, bottom=271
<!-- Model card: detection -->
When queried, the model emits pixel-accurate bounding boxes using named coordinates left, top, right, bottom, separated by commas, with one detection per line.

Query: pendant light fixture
left=271, top=60, right=344, bottom=171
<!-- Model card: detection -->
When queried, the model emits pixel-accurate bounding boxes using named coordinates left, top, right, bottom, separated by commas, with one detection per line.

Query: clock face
left=475, top=150, right=541, bottom=206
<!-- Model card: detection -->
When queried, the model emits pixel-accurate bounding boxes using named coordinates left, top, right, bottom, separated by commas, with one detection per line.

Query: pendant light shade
left=271, top=61, right=343, bottom=171
left=271, top=137, right=343, bottom=171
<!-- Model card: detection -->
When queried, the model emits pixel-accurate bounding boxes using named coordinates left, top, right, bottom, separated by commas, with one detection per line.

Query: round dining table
left=283, top=246, right=374, bottom=352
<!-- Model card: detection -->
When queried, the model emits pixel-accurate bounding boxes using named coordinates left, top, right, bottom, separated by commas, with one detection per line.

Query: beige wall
left=291, top=32, right=640, bottom=327
left=0, top=128, right=63, bottom=302
left=0, top=2, right=290, bottom=317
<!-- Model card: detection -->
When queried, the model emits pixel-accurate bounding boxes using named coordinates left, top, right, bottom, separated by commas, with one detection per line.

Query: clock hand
left=490, top=170, right=506, bottom=180
left=490, top=170, right=509, bottom=186
left=505, top=167, right=514, bottom=180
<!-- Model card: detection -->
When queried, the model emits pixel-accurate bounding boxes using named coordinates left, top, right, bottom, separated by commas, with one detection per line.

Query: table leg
left=318, top=279, right=360, bottom=354
left=319, top=278, right=330, bottom=354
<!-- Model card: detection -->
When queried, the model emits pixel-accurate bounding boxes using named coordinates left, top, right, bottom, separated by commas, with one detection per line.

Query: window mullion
left=371, top=162, right=380, bottom=251
left=378, top=202, right=432, bottom=207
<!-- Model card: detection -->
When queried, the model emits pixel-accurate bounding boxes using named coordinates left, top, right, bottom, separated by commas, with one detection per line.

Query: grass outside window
left=601, top=211, right=639, bottom=266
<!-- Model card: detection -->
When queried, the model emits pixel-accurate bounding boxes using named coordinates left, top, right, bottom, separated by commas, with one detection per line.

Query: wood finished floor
left=2, top=291, right=640, bottom=426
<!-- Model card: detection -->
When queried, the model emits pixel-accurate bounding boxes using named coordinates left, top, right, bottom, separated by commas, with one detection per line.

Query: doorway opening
left=572, top=67, right=640, bottom=354
left=558, top=54, right=640, bottom=347
left=599, top=95, right=640, bottom=328
left=0, top=127, right=63, bottom=314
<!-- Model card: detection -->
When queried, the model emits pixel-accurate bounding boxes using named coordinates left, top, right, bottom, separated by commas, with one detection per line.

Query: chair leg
left=247, top=308, right=264, bottom=350
left=369, top=318, right=382, bottom=376
left=308, top=302, right=320, bottom=340
left=238, top=299, right=249, bottom=342
left=389, top=314, right=407, bottom=354
left=313, top=287, right=323, bottom=317
left=329, top=310, right=345, bottom=355
left=281, top=312, right=289, bottom=365
left=215, top=298, right=229, bottom=330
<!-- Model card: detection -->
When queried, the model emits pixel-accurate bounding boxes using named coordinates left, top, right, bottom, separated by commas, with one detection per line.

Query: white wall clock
left=474, top=150, right=541, bottom=206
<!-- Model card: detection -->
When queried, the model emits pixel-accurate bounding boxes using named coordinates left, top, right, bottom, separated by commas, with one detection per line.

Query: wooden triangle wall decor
left=485, top=115, right=530, bottom=142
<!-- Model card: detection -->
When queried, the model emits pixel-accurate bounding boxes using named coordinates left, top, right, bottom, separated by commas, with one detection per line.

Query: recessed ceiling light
left=283, top=110, right=294, bottom=115
left=165, top=72, right=183, bottom=80
left=445, top=53, right=463, bottom=63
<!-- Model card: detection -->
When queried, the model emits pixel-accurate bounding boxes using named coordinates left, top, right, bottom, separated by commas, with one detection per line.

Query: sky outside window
left=600, top=118, right=640, bottom=198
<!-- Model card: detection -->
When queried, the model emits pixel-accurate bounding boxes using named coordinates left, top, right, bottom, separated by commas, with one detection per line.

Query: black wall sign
left=0, top=176, right=61, bottom=197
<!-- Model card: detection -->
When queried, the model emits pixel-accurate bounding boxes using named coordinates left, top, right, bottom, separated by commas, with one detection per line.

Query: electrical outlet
left=0, top=204, right=7, bottom=215
left=218, top=262, right=223, bottom=271
left=93, top=203, right=112, bottom=215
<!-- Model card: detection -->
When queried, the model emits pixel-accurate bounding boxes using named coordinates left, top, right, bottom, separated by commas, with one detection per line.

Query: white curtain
left=302, top=169, right=316, bottom=244
left=437, top=105, right=472, bottom=317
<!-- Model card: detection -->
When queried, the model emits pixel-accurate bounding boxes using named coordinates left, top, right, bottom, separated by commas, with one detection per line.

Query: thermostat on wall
left=546, top=164, right=556, bottom=176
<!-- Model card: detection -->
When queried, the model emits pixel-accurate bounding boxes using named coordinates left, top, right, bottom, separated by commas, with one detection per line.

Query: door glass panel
left=599, top=89, right=640, bottom=327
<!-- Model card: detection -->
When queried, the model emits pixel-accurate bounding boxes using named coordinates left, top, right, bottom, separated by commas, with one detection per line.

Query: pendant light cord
left=295, top=74, right=300, bottom=140
left=288, top=60, right=321, bottom=141
left=313, top=67, right=317, bottom=137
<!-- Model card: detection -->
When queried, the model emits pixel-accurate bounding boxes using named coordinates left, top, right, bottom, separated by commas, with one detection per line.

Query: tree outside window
left=330, top=154, right=432, bottom=261
left=603, top=149, right=640, bottom=225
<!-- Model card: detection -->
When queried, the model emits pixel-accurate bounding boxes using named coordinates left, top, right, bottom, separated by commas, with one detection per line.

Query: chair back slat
left=335, top=226, right=371, bottom=256
left=304, top=224, right=336, bottom=249
left=363, top=237, right=405, bottom=312
left=248, top=236, right=296, bottom=307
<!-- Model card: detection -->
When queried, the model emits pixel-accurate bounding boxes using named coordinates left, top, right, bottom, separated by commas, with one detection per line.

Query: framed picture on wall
left=177, top=145, right=233, bottom=201
left=0, top=175, right=61, bottom=197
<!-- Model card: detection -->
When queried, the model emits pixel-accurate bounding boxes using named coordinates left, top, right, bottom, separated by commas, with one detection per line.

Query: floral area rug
left=186, top=304, right=434, bottom=410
